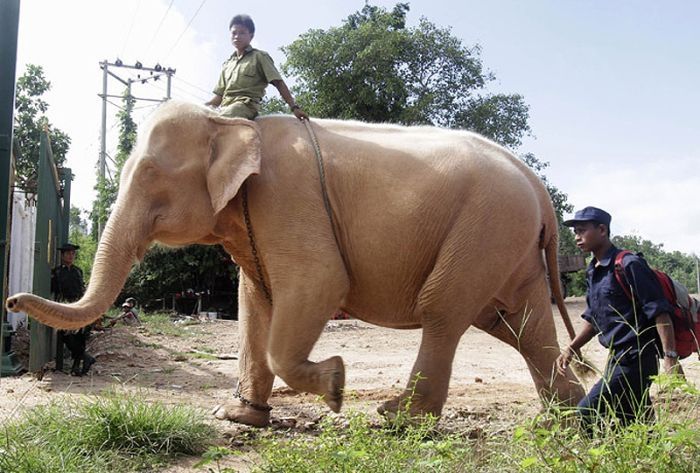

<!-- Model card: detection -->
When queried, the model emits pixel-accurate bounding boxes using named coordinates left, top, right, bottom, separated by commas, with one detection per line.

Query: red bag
left=614, top=250, right=700, bottom=360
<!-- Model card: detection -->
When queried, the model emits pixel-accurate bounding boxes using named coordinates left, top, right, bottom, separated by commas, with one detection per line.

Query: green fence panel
left=29, top=131, right=71, bottom=371
left=0, top=0, right=21, bottom=376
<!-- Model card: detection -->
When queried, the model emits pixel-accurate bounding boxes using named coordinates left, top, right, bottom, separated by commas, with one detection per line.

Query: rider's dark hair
left=229, top=14, right=255, bottom=34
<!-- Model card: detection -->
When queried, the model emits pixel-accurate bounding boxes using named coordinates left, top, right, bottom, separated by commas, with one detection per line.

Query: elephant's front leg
left=214, top=273, right=274, bottom=427
left=266, top=272, right=348, bottom=413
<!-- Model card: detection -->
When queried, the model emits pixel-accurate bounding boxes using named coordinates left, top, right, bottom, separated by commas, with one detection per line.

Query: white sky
left=15, top=0, right=700, bottom=254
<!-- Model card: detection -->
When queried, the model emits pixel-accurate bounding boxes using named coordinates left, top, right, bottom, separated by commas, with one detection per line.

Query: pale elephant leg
left=213, top=273, right=274, bottom=427
left=378, top=323, right=463, bottom=419
left=474, top=288, right=584, bottom=407
left=265, top=278, right=347, bottom=413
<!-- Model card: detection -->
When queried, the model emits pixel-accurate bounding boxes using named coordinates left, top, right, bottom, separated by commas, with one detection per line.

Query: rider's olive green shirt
left=213, top=46, right=282, bottom=108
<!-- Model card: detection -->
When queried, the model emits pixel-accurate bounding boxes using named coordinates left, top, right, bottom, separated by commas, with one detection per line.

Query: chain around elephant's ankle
left=234, top=383, right=272, bottom=412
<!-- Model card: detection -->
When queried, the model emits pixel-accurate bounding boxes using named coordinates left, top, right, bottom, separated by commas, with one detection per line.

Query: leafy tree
left=69, top=205, right=88, bottom=235
left=260, top=96, right=288, bottom=115
left=282, top=3, right=530, bottom=148
left=68, top=206, right=97, bottom=282
left=120, top=244, right=238, bottom=314
left=612, top=234, right=699, bottom=293
left=91, top=91, right=136, bottom=239
left=13, top=64, right=71, bottom=191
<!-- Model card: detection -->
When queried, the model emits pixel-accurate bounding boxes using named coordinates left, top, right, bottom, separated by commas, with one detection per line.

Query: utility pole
left=96, top=60, right=175, bottom=240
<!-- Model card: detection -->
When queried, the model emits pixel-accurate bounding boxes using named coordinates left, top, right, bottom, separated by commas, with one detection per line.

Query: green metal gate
left=28, top=131, right=72, bottom=371
left=0, top=0, right=21, bottom=376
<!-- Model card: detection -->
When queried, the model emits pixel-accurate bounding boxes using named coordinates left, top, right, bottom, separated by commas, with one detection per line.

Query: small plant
left=195, top=446, right=241, bottom=473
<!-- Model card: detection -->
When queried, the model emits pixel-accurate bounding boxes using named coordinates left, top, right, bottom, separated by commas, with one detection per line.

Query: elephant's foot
left=212, top=400, right=270, bottom=427
left=377, top=392, right=442, bottom=421
left=317, top=355, right=345, bottom=413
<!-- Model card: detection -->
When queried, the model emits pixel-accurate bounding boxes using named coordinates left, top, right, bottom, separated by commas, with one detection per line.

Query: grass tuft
left=140, top=312, right=193, bottom=337
left=0, top=392, right=216, bottom=473
left=252, top=411, right=474, bottom=472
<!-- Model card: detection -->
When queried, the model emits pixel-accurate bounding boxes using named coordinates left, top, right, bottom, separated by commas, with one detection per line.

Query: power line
left=133, top=102, right=159, bottom=111
left=145, top=0, right=175, bottom=55
left=120, top=0, right=144, bottom=57
left=164, top=0, right=208, bottom=60
left=135, top=105, right=160, bottom=128
left=175, top=76, right=211, bottom=96
left=105, top=98, right=127, bottom=111
left=143, top=75, right=207, bottom=102
left=171, top=84, right=208, bottom=102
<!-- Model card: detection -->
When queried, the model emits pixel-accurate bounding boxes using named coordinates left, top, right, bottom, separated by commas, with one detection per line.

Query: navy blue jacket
left=582, top=246, right=673, bottom=360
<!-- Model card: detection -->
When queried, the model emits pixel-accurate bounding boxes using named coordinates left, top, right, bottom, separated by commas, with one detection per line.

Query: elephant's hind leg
left=378, top=316, right=465, bottom=420
left=474, top=283, right=584, bottom=408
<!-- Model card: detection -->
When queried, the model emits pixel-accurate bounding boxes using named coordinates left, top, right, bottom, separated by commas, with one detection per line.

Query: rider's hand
left=293, top=107, right=309, bottom=121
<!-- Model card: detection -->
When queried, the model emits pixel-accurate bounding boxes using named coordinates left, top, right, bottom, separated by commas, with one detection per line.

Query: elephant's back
left=301, top=120, right=546, bottom=325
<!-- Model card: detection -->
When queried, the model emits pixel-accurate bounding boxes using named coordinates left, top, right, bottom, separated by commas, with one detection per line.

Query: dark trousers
left=61, top=328, right=89, bottom=362
left=577, top=350, right=658, bottom=431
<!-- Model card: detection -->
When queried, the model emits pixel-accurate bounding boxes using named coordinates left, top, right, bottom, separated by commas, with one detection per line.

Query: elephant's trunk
left=6, top=202, right=147, bottom=330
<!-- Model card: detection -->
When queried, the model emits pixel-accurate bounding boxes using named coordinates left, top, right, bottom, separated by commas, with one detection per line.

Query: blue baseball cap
left=563, top=206, right=611, bottom=227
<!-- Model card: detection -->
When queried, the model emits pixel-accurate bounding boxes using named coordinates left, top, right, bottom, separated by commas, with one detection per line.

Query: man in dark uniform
left=555, top=207, right=680, bottom=432
left=52, top=242, right=95, bottom=376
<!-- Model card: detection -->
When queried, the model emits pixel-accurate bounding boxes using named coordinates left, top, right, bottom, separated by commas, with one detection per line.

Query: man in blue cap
left=555, top=206, right=679, bottom=431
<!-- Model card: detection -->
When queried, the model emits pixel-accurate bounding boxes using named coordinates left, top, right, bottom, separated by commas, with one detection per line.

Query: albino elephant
left=7, top=101, right=583, bottom=427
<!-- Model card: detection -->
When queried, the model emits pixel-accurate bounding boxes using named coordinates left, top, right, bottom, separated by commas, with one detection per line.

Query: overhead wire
left=120, top=0, right=144, bottom=57
left=105, top=99, right=127, bottom=111
left=164, top=0, right=208, bottom=60
left=170, top=81, right=209, bottom=102
left=175, top=76, right=211, bottom=96
left=145, top=0, right=175, bottom=55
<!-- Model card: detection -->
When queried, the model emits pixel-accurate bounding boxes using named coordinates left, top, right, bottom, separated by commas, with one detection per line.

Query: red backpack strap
left=613, top=250, right=634, bottom=301
left=653, top=270, right=677, bottom=304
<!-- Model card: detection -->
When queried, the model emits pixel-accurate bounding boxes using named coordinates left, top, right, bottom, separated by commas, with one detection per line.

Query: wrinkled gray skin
left=7, top=101, right=583, bottom=427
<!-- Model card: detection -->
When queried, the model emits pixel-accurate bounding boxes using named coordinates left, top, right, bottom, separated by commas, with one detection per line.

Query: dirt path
left=2, top=297, right=699, bottom=470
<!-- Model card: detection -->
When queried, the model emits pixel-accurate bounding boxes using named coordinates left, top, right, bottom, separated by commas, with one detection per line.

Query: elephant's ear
left=207, top=116, right=262, bottom=215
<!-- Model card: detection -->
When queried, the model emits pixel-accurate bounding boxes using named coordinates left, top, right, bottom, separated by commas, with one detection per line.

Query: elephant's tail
left=543, top=228, right=577, bottom=341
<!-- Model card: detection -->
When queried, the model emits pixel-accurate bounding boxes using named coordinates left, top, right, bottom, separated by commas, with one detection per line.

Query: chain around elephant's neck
left=241, top=181, right=273, bottom=305
left=240, top=120, right=345, bottom=306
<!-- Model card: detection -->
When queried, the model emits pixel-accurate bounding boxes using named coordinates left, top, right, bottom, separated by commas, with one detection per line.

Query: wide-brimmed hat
left=563, top=206, right=611, bottom=227
left=58, top=242, right=81, bottom=251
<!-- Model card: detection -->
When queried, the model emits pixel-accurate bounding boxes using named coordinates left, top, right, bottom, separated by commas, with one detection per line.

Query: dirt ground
left=2, top=297, right=699, bottom=471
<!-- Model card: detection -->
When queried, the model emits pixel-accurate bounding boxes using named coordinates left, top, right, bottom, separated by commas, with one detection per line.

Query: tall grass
left=253, top=411, right=474, bottom=473
left=485, top=374, right=700, bottom=472
left=245, top=374, right=700, bottom=473
left=0, top=393, right=216, bottom=473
